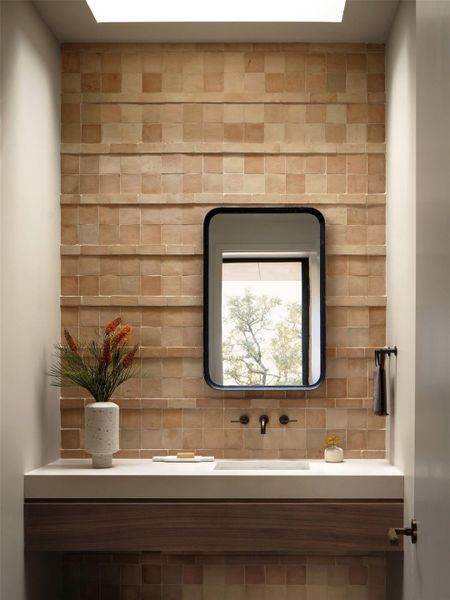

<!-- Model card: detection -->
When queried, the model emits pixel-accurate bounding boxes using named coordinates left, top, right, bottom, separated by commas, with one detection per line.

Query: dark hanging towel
left=373, top=350, right=389, bottom=416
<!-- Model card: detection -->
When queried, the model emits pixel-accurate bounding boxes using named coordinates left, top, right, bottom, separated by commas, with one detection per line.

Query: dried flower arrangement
left=49, top=317, right=139, bottom=402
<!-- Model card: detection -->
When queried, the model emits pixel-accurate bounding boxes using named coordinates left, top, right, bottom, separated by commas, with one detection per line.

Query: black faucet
left=259, top=414, right=269, bottom=434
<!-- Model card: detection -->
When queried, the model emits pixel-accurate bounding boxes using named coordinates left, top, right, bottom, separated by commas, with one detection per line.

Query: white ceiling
left=32, top=0, right=400, bottom=43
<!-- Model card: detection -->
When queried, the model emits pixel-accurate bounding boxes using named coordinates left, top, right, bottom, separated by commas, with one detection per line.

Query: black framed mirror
left=203, top=207, right=326, bottom=391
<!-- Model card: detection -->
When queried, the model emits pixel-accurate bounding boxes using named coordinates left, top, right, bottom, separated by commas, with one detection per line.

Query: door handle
left=387, top=519, right=417, bottom=545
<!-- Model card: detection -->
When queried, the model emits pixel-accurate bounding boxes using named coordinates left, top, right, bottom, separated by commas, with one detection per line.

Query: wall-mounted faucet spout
left=259, top=414, right=269, bottom=434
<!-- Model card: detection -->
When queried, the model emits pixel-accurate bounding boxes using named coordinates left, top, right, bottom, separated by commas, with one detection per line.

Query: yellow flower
left=326, top=435, right=339, bottom=447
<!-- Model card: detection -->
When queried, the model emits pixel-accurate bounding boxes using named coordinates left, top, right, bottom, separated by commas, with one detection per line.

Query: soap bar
left=152, top=455, right=215, bottom=462
left=177, top=451, right=195, bottom=459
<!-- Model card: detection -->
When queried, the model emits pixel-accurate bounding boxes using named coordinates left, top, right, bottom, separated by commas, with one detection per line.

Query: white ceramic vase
left=85, top=401, right=119, bottom=468
left=324, top=444, right=344, bottom=463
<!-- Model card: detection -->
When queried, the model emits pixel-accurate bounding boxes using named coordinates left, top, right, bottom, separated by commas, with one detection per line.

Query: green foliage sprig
left=49, top=317, right=139, bottom=402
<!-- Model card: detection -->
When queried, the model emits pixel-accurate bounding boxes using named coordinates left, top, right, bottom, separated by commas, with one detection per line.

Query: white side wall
left=0, top=2, right=61, bottom=598
left=385, top=2, right=416, bottom=596
left=414, top=1, right=450, bottom=597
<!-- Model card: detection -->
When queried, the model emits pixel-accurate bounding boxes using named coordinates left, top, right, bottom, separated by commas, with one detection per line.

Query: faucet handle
left=279, top=414, right=298, bottom=425
left=230, top=414, right=250, bottom=425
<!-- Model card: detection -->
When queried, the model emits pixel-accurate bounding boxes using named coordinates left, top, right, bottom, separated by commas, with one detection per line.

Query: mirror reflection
left=204, top=208, right=326, bottom=391
left=222, top=257, right=308, bottom=386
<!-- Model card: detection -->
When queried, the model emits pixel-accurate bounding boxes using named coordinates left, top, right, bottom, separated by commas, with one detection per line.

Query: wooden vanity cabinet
left=24, top=499, right=403, bottom=554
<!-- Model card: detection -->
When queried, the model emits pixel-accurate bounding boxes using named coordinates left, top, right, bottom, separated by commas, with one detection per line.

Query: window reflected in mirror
left=221, top=257, right=309, bottom=386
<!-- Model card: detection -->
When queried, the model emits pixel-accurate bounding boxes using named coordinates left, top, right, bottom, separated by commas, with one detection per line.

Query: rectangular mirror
left=203, top=207, right=326, bottom=391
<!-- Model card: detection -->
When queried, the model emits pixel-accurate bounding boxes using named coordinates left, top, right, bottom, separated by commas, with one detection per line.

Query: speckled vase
left=85, top=402, right=119, bottom=468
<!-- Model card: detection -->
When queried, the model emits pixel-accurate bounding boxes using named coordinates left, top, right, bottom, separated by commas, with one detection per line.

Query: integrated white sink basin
left=214, top=460, right=310, bottom=471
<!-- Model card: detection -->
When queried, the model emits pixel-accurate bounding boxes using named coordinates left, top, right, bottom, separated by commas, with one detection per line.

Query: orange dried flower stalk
left=123, top=345, right=138, bottom=368
left=64, top=329, right=78, bottom=353
left=112, top=324, right=132, bottom=347
left=102, top=338, right=112, bottom=366
left=105, top=317, right=122, bottom=335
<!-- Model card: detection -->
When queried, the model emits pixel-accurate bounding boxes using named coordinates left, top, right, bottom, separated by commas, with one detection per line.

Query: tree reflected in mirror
left=222, top=289, right=303, bottom=386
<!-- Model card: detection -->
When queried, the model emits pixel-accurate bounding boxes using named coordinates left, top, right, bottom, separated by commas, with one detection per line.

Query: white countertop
left=24, top=459, right=403, bottom=500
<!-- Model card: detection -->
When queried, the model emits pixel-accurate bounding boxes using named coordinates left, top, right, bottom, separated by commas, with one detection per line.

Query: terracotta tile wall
left=62, top=552, right=386, bottom=600
left=60, top=43, right=386, bottom=459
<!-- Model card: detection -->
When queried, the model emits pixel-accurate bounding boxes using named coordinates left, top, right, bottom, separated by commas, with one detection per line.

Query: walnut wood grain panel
left=24, top=501, right=403, bottom=554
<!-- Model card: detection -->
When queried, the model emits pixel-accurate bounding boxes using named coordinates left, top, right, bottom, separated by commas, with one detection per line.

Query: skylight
left=86, top=0, right=346, bottom=23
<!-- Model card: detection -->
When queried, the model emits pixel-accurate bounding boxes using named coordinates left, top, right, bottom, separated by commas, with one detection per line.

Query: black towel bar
left=375, top=346, right=397, bottom=358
